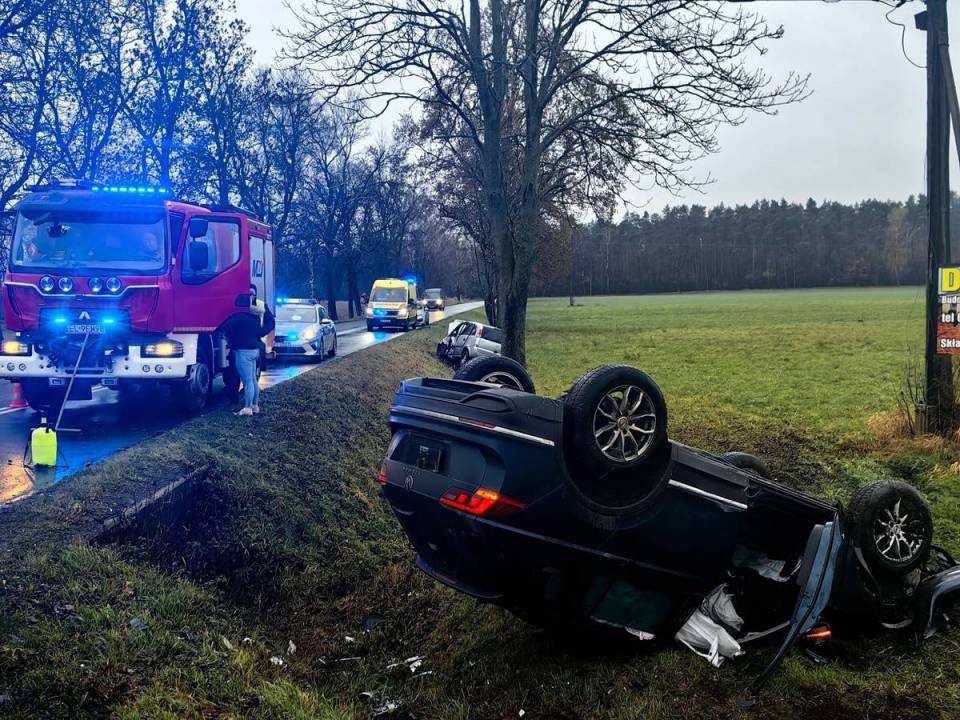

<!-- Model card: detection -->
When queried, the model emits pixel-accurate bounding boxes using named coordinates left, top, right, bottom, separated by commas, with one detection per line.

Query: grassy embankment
left=1, top=287, right=960, bottom=719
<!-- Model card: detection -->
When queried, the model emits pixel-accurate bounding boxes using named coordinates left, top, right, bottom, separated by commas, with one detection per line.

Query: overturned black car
left=379, top=363, right=960, bottom=689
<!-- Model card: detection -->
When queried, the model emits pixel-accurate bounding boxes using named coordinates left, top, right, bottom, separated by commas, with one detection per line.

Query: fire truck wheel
left=174, top=357, right=212, bottom=413
left=20, top=379, right=67, bottom=415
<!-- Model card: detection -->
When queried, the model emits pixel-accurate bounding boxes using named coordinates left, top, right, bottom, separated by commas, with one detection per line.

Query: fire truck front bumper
left=0, top=336, right=197, bottom=382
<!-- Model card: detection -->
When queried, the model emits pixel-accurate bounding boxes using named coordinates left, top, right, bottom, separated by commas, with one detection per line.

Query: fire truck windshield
left=10, top=209, right=167, bottom=275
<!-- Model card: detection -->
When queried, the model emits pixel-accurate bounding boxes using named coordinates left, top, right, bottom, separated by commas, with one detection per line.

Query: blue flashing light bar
left=52, top=315, right=68, bottom=325
left=404, top=275, right=417, bottom=285
left=92, top=184, right=171, bottom=196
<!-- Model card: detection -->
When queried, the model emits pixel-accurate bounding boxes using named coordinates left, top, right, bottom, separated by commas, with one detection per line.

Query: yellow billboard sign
left=940, top=267, right=960, bottom=294
left=938, top=266, right=960, bottom=353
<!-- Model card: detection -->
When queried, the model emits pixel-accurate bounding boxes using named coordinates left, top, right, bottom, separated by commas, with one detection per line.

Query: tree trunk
left=484, top=293, right=498, bottom=325
left=347, top=262, right=360, bottom=318
left=325, top=259, right=339, bottom=321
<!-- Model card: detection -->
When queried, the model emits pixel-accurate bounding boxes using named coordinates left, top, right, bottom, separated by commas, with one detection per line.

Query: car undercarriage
left=380, top=364, right=960, bottom=690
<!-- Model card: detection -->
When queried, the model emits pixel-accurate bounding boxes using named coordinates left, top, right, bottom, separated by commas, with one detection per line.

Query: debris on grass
left=128, top=617, right=147, bottom=631
left=363, top=613, right=385, bottom=633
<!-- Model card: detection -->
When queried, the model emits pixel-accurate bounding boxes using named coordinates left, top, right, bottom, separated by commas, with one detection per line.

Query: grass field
left=526, top=288, right=927, bottom=437
left=1, top=286, right=959, bottom=719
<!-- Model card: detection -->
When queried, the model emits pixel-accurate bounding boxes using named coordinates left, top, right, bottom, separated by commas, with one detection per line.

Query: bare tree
left=123, top=0, right=229, bottom=187
left=286, top=0, right=807, bottom=362
left=43, top=0, right=133, bottom=180
left=0, top=0, right=49, bottom=41
left=0, top=3, right=54, bottom=209
left=296, top=108, right=382, bottom=320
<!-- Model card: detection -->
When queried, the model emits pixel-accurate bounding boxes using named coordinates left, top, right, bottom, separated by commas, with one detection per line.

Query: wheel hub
left=873, top=498, right=924, bottom=563
left=592, top=384, right=657, bottom=463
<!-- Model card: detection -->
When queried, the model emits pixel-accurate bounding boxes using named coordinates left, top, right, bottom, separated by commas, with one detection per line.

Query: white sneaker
left=252, top=405, right=260, bottom=414
left=236, top=407, right=254, bottom=416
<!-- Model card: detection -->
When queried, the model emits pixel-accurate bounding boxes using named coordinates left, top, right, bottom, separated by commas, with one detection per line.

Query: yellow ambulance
left=365, top=278, right=428, bottom=331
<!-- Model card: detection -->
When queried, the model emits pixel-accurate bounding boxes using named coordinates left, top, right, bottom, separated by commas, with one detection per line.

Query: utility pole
left=920, top=0, right=955, bottom=433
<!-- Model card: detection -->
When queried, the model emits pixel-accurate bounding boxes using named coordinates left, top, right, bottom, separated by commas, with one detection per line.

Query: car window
left=482, top=326, right=503, bottom=344
left=182, top=219, right=240, bottom=285
left=371, top=287, right=407, bottom=302
left=277, top=306, right=318, bottom=323
left=459, top=323, right=474, bottom=337
left=318, top=306, right=327, bottom=321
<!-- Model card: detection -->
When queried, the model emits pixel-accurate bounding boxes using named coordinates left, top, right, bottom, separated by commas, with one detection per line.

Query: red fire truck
left=0, top=180, right=275, bottom=413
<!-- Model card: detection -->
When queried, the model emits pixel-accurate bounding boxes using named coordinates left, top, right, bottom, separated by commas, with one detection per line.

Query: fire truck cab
left=0, top=180, right=275, bottom=413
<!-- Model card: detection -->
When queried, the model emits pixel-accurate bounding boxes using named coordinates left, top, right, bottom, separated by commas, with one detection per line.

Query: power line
left=885, top=0, right=926, bottom=69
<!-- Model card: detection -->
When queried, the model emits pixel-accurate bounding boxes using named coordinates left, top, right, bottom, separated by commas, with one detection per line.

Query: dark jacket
left=223, top=306, right=275, bottom=350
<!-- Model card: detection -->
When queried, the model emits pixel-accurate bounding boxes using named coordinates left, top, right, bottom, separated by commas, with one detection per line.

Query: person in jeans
left=222, top=288, right=275, bottom=416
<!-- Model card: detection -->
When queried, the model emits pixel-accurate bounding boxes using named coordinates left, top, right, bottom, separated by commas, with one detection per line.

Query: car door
left=318, top=305, right=333, bottom=337
left=451, top=322, right=472, bottom=359
left=751, top=514, right=842, bottom=692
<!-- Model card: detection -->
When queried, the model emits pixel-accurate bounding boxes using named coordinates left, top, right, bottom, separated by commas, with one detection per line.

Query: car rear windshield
left=481, top=326, right=503, bottom=343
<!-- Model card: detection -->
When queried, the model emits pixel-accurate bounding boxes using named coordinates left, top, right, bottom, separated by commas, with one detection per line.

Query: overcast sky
left=236, top=0, right=959, bottom=214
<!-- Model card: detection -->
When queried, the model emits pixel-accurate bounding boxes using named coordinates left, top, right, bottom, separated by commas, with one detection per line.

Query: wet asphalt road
left=0, top=302, right=482, bottom=505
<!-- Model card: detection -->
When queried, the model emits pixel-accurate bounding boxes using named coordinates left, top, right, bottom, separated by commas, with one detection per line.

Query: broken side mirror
left=188, top=240, right=209, bottom=272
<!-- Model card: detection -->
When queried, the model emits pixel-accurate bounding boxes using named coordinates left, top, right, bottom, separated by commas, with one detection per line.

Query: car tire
left=315, top=336, right=325, bottom=362
left=722, top=451, right=772, bottom=479
left=454, top=355, right=536, bottom=393
left=328, top=331, right=337, bottom=357
left=436, top=343, right=446, bottom=360
left=458, top=351, right=469, bottom=368
left=847, top=480, right=932, bottom=577
left=563, top=365, right=668, bottom=475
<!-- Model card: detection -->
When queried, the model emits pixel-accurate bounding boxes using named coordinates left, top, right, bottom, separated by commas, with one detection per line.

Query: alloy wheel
left=873, top=498, right=927, bottom=563
left=479, top=371, right=524, bottom=391
left=592, top=384, right=657, bottom=463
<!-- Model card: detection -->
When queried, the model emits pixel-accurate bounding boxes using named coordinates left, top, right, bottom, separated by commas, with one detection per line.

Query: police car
left=273, top=298, right=338, bottom=360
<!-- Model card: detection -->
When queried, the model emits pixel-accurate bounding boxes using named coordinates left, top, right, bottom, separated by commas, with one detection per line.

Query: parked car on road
left=381, top=362, right=960, bottom=690
left=423, top=288, right=445, bottom=310
left=273, top=298, right=337, bottom=360
left=436, top=320, right=502, bottom=367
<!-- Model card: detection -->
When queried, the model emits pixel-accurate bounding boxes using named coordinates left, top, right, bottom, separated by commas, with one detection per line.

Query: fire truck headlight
left=143, top=340, right=184, bottom=358
left=106, top=277, right=122, bottom=294
left=39, top=276, right=55, bottom=293
left=88, top=277, right=104, bottom=294
left=1, top=341, right=30, bottom=356
left=58, top=277, right=74, bottom=293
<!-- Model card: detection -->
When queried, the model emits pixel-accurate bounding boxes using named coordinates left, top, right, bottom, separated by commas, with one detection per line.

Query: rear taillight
left=378, top=464, right=388, bottom=484
left=475, top=325, right=483, bottom=337
left=439, top=487, right=525, bottom=518
left=804, top=626, right=832, bottom=642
